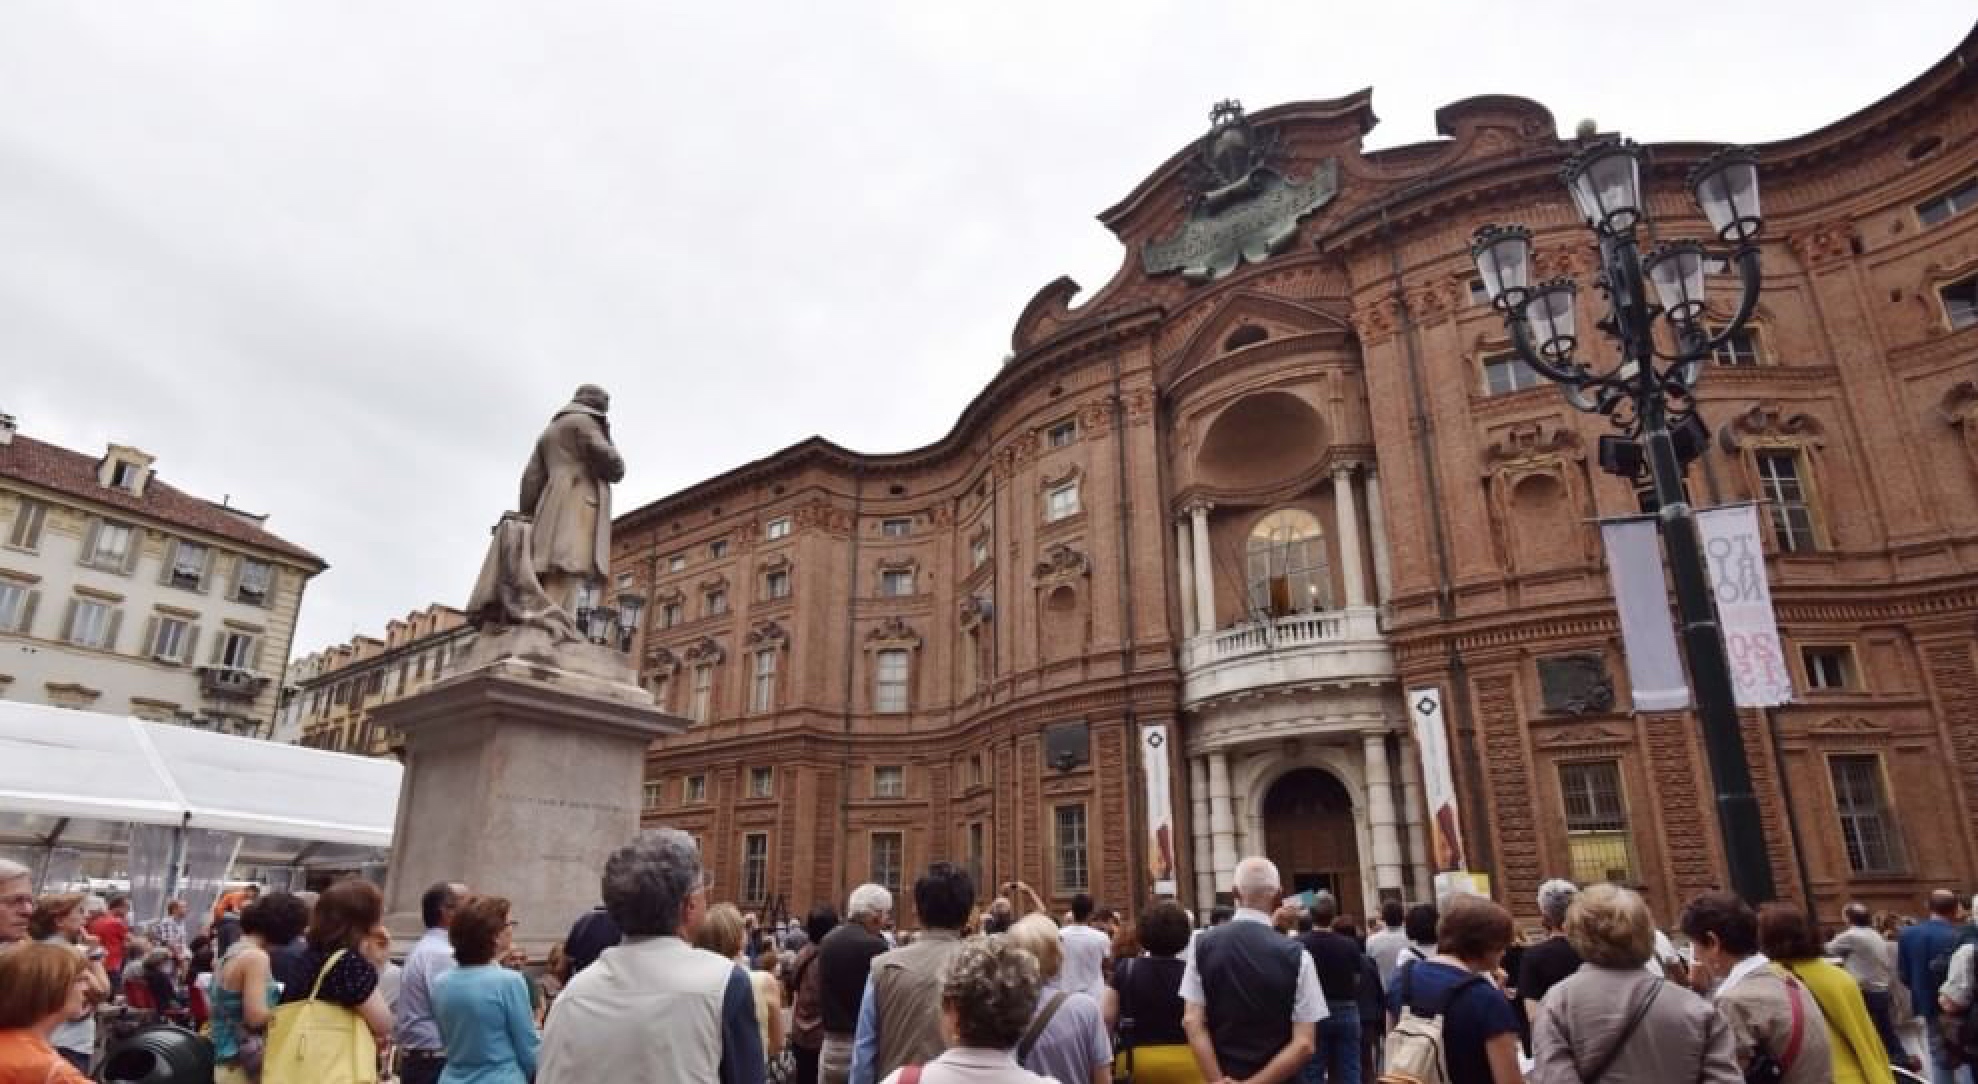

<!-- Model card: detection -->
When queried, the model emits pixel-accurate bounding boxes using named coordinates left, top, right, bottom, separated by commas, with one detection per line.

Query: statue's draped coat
left=520, top=403, right=624, bottom=583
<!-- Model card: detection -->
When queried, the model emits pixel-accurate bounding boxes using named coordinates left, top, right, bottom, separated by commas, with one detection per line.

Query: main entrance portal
left=1262, top=767, right=1363, bottom=919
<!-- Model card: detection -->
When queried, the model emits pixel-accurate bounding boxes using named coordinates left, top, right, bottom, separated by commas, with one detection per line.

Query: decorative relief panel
left=1536, top=654, right=1616, bottom=716
left=1033, top=544, right=1091, bottom=585
left=1475, top=673, right=1541, bottom=905
left=1939, top=381, right=1978, bottom=471
left=864, top=616, right=923, bottom=650
left=683, top=637, right=726, bottom=665
left=744, top=621, right=788, bottom=649
left=1718, top=403, right=1827, bottom=452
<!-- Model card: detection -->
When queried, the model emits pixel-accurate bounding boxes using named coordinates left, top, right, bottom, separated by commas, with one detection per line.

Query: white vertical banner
left=1406, top=688, right=1467, bottom=872
left=1600, top=517, right=1691, bottom=711
left=1140, top=723, right=1177, bottom=896
left=1698, top=504, right=1794, bottom=707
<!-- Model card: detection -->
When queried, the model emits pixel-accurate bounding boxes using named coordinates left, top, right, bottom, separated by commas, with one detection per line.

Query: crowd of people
left=5, top=846, right=1978, bottom=1084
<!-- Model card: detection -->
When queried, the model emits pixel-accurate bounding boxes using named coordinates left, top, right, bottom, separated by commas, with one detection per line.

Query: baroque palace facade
left=616, top=26, right=1978, bottom=928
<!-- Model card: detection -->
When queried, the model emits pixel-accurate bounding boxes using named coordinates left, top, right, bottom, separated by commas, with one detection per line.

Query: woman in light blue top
left=433, top=895, right=539, bottom=1084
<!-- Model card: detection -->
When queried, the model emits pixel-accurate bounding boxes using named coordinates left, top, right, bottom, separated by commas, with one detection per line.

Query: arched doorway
left=1262, top=767, right=1363, bottom=918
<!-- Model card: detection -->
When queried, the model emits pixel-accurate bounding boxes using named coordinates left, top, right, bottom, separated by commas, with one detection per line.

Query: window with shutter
left=5, top=499, right=46, bottom=551
left=235, top=559, right=273, bottom=605
left=65, top=598, right=117, bottom=650
left=150, top=616, right=192, bottom=663
left=0, top=582, right=30, bottom=633
left=220, top=631, right=257, bottom=670
left=85, top=522, right=134, bottom=572
left=165, top=541, right=211, bottom=591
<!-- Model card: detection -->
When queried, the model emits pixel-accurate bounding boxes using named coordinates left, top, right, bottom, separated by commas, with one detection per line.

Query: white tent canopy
left=0, top=700, right=401, bottom=849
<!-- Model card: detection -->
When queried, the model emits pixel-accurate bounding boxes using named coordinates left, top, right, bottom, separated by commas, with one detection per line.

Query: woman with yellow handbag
left=264, top=880, right=395, bottom=1084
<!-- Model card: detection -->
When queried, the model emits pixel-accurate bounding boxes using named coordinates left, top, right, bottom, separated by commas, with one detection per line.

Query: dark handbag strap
left=1019, top=991, right=1071, bottom=1063
left=1579, top=978, right=1664, bottom=1084
left=1117, top=957, right=1136, bottom=1082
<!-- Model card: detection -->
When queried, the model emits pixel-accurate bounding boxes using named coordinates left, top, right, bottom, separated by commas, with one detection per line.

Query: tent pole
left=164, top=814, right=189, bottom=905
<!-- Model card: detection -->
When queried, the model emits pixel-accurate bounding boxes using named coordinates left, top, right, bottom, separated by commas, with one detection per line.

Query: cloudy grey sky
left=3, top=2, right=1969, bottom=655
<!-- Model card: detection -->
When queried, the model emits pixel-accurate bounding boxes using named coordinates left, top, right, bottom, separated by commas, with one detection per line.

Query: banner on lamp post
left=1698, top=503, right=1793, bottom=707
left=1406, top=687, right=1467, bottom=872
left=1600, top=516, right=1691, bottom=712
left=1141, top=723, right=1178, bottom=897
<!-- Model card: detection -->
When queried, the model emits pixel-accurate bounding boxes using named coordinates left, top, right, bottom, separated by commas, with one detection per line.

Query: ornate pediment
left=1039, top=462, right=1082, bottom=491
left=1034, top=543, right=1090, bottom=585
left=697, top=573, right=730, bottom=594
left=875, top=556, right=919, bottom=574
left=1481, top=421, right=1582, bottom=477
left=744, top=621, right=788, bottom=649
left=1809, top=715, right=1890, bottom=739
left=646, top=646, right=680, bottom=674
left=1718, top=403, right=1826, bottom=452
left=652, top=586, right=685, bottom=607
left=683, top=636, right=726, bottom=665
left=864, top=616, right=922, bottom=650
left=759, top=553, right=792, bottom=575
left=1534, top=723, right=1632, bottom=748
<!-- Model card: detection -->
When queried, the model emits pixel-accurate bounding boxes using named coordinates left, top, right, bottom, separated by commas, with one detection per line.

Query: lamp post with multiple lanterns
left=1469, top=138, right=1777, bottom=903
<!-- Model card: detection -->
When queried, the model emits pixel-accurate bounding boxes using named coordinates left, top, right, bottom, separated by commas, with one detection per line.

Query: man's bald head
left=1930, top=890, right=1963, bottom=918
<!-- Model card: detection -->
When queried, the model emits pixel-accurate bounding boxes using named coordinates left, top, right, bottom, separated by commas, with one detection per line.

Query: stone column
left=1333, top=466, right=1368, bottom=609
left=1366, top=468, right=1393, bottom=608
left=1190, top=757, right=1214, bottom=912
left=1207, top=749, right=1238, bottom=895
left=1189, top=502, right=1217, bottom=632
left=1363, top=731, right=1405, bottom=898
left=1176, top=519, right=1198, bottom=638
left=1396, top=735, right=1433, bottom=901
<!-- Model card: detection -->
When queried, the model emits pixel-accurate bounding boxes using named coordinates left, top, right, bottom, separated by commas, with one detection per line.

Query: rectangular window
left=0, top=581, right=33, bottom=634
left=150, top=616, right=192, bottom=663
left=1559, top=760, right=1637, bottom=885
left=709, top=539, right=729, bottom=559
left=1483, top=354, right=1544, bottom=396
left=750, top=649, right=777, bottom=713
left=874, top=649, right=909, bottom=714
left=66, top=598, right=117, bottom=650
left=873, top=765, right=905, bottom=799
left=220, top=631, right=258, bottom=670
left=880, top=517, right=912, bottom=538
left=1756, top=450, right=1817, bottom=553
left=1830, top=754, right=1904, bottom=874
left=1802, top=646, right=1854, bottom=691
left=1055, top=805, right=1089, bottom=894
left=1045, top=420, right=1077, bottom=448
left=764, top=569, right=791, bottom=600
left=1942, top=274, right=1978, bottom=331
left=616, top=571, right=635, bottom=591
left=748, top=766, right=774, bottom=798
left=1917, top=176, right=1978, bottom=228
left=741, top=833, right=768, bottom=903
left=1710, top=326, right=1762, bottom=367
left=235, top=558, right=273, bottom=604
left=6, top=499, right=46, bottom=551
left=685, top=774, right=707, bottom=803
left=969, top=753, right=985, bottom=788
left=165, top=541, right=210, bottom=590
left=765, top=517, right=791, bottom=541
left=648, top=672, right=671, bottom=711
left=704, top=588, right=728, bottom=617
left=660, top=601, right=683, bottom=628
left=87, top=522, right=135, bottom=571
left=690, top=664, right=714, bottom=722
left=870, top=832, right=903, bottom=894
left=641, top=782, right=662, bottom=810
left=110, top=460, right=142, bottom=492
left=880, top=568, right=914, bottom=597
left=1045, top=481, right=1080, bottom=523
left=967, top=822, right=985, bottom=888
left=970, top=535, right=990, bottom=569
left=669, top=554, right=687, bottom=572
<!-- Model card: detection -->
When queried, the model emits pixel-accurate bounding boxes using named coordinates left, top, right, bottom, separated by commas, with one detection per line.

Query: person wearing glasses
left=432, top=896, right=539, bottom=1084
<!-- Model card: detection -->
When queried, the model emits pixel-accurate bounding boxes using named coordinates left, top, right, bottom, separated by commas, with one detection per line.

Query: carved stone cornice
left=1717, top=402, right=1827, bottom=451
left=1033, top=544, right=1091, bottom=585
left=864, top=616, right=923, bottom=650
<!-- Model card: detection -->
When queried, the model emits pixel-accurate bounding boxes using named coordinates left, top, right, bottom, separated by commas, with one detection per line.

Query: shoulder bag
left=1743, top=971, right=1806, bottom=1084
left=262, top=949, right=379, bottom=1084
left=1575, top=978, right=1663, bottom=1084
left=1018, top=990, right=1072, bottom=1066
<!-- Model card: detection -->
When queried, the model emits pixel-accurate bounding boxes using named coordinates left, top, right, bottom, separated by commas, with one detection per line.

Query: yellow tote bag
left=262, top=949, right=379, bottom=1084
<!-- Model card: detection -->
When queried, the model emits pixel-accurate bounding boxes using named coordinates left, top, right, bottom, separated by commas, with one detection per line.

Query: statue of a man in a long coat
left=519, top=384, right=625, bottom=613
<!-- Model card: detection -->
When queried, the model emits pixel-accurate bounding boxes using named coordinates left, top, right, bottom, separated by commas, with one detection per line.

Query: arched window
left=1246, top=509, right=1331, bottom=617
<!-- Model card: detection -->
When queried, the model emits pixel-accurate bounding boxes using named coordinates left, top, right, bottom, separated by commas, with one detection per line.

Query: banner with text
left=1141, top=723, right=1178, bottom=897
left=1599, top=517, right=1691, bottom=712
left=1698, top=503, right=1794, bottom=707
left=1406, top=687, right=1467, bottom=872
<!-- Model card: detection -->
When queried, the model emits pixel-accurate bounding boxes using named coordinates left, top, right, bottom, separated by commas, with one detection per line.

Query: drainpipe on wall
left=835, top=465, right=865, bottom=897
left=1378, top=205, right=1495, bottom=879
left=1109, top=331, right=1147, bottom=904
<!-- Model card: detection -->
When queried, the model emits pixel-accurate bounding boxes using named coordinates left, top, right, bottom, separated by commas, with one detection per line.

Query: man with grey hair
left=819, top=883, right=892, bottom=1084
left=538, top=829, right=764, bottom=1084
left=0, top=858, right=31, bottom=944
left=1829, top=900, right=1911, bottom=1072
left=1516, top=878, right=1582, bottom=1047
left=1181, top=856, right=1323, bottom=1084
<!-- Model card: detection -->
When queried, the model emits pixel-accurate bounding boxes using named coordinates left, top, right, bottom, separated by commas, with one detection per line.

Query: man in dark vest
left=1181, top=856, right=1324, bottom=1084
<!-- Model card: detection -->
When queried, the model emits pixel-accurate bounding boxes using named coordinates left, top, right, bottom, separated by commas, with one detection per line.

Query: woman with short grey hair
left=1517, top=879, right=1583, bottom=1042
left=878, top=937, right=1052, bottom=1084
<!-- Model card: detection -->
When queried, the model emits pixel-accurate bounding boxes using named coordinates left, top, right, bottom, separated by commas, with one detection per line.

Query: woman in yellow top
left=1758, top=904, right=1895, bottom=1084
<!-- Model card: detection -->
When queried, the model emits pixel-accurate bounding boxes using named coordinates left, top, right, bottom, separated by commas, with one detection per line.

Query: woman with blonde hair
left=1001, top=914, right=1112, bottom=1084
left=0, top=942, right=94, bottom=1083
left=695, top=902, right=784, bottom=1063
left=29, top=893, right=108, bottom=1074
left=1530, top=884, right=1741, bottom=1083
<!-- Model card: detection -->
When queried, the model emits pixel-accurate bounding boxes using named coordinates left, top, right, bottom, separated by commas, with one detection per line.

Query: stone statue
left=464, top=386, right=628, bottom=664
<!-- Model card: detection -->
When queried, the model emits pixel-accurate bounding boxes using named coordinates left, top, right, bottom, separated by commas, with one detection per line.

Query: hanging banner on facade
left=1599, top=517, right=1691, bottom=712
left=1141, top=723, right=1177, bottom=897
left=1406, top=688, right=1467, bottom=872
left=1698, top=503, right=1794, bottom=707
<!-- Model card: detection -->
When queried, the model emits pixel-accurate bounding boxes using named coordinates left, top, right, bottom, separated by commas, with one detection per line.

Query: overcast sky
left=3, top=2, right=1969, bottom=656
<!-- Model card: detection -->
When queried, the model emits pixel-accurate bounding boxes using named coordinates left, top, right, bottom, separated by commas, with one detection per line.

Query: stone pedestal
left=374, top=653, right=685, bottom=955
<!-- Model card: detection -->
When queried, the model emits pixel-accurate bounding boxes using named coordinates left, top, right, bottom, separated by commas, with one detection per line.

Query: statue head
left=572, top=384, right=611, bottom=414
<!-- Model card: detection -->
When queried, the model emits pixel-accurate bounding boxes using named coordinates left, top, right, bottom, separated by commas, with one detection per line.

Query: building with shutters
left=284, top=604, right=473, bottom=754
left=618, top=29, right=1978, bottom=928
left=0, top=413, right=325, bottom=736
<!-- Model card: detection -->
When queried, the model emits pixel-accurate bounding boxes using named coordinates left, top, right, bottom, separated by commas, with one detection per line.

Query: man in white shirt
left=1058, top=893, right=1111, bottom=1002
left=1365, top=899, right=1410, bottom=987
left=1181, top=856, right=1324, bottom=1084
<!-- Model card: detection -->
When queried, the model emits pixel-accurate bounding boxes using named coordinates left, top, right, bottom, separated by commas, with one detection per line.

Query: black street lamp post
left=1471, top=139, right=1777, bottom=903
